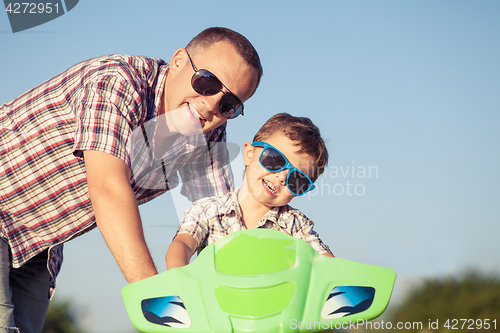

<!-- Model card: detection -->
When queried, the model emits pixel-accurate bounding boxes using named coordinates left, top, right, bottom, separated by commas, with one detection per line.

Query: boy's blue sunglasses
left=252, top=141, right=316, bottom=196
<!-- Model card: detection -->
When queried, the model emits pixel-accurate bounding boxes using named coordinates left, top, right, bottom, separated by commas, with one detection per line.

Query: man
left=0, top=27, right=262, bottom=333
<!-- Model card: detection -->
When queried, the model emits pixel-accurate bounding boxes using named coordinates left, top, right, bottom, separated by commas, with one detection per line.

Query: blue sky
left=1, top=1, right=499, bottom=332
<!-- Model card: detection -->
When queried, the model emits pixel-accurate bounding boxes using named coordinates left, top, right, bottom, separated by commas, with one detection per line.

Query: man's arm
left=84, top=150, right=157, bottom=283
left=166, top=233, right=198, bottom=270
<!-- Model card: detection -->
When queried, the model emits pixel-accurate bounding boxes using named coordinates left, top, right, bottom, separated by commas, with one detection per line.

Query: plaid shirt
left=0, top=55, right=233, bottom=297
left=175, top=188, right=333, bottom=256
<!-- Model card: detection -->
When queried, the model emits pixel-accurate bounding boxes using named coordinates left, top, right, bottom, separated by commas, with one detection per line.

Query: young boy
left=166, top=113, right=334, bottom=269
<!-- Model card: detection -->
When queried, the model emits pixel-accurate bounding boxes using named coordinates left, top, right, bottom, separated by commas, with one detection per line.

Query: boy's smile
left=262, top=178, right=278, bottom=196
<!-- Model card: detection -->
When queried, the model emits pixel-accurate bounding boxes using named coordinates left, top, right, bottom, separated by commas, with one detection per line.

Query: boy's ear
left=242, top=141, right=254, bottom=166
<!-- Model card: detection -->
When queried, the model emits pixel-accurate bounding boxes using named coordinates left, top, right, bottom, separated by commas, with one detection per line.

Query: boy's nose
left=275, top=169, right=288, bottom=183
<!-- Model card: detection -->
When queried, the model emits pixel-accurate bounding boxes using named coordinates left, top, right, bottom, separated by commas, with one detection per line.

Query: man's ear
left=168, top=48, right=187, bottom=75
left=242, top=141, right=254, bottom=166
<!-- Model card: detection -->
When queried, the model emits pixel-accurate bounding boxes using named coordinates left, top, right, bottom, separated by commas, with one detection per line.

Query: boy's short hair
left=253, top=113, right=328, bottom=182
left=186, top=27, right=263, bottom=95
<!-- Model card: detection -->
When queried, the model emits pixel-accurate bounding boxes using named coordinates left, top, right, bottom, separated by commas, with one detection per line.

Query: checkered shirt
left=0, top=55, right=233, bottom=297
left=175, top=188, right=332, bottom=256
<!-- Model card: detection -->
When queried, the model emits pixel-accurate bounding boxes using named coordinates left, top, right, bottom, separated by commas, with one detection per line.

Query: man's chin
left=176, top=123, right=203, bottom=137
left=195, top=121, right=225, bottom=134
left=166, top=106, right=204, bottom=136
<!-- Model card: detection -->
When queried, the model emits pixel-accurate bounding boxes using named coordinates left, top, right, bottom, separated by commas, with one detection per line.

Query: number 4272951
left=5, top=3, right=60, bottom=14
left=444, top=319, right=496, bottom=330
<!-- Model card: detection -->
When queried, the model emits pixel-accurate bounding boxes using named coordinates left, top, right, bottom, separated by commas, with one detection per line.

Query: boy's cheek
left=246, top=161, right=266, bottom=176
left=282, top=190, right=296, bottom=202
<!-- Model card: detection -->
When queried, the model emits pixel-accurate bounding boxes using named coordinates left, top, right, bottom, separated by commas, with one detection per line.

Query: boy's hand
left=166, top=234, right=198, bottom=270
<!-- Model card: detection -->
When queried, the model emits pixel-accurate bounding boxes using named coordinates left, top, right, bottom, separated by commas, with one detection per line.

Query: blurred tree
left=353, top=270, right=500, bottom=332
left=43, top=300, right=86, bottom=333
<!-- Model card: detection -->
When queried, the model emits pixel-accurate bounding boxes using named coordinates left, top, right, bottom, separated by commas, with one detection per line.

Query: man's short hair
left=186, top=27, right=263, bottom=94
left=252, top=113, right=329, bottom=182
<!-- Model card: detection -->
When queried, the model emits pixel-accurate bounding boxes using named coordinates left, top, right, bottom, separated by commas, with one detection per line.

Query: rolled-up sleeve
left=293, top=213, right=333, bottom=255
left=73, top=74, right=143, bottom=168
left=175, top=200, right=209, bottom=247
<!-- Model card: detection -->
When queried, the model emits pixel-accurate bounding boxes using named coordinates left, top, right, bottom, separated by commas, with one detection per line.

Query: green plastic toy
left=122, top=229, right=396, bottom=332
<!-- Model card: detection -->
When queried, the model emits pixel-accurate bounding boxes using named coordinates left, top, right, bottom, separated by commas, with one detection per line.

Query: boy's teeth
left=263, top=179, right=277, bottom=194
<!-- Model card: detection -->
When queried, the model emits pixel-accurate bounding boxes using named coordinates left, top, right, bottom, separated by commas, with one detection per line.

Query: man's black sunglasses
left=186, top=50, right=244, bottom=119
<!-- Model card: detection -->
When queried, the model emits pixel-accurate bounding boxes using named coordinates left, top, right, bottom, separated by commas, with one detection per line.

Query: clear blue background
left=1, top=1, right=499, bottom=332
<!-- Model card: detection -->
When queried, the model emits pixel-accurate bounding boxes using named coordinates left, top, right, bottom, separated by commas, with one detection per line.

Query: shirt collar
left=152, top=64, right=169, bottom=119
left=226, top=187, right=289, bottom=229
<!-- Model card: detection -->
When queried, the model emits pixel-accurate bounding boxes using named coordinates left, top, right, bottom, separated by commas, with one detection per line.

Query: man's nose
left=202, top=93, right=223, bottom=115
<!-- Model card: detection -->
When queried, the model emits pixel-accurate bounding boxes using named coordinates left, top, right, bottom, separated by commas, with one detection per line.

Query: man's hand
left=84, top=150, right=157, bottom=283
left=166, top=233, right=198, bottom=270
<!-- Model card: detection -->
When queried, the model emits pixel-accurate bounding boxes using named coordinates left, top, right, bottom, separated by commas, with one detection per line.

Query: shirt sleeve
left=73, top=74, right=143, bottom=168
left=174, top=199, right=210, bottom=247
left=292, top=211, right=333, bottom=255
left=178, top=124, right=234, bottom=202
